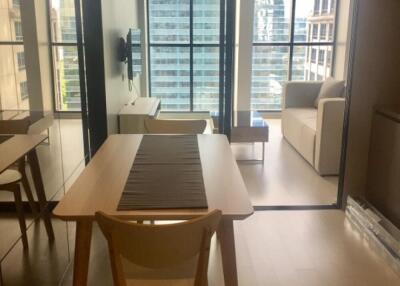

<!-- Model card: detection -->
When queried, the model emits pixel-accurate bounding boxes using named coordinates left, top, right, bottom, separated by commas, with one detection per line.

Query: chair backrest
left=96, top=210, right=221, bottom=286
left=0, top=118, right=30, bottom=134
left=144, top=119, right=207, bottom=134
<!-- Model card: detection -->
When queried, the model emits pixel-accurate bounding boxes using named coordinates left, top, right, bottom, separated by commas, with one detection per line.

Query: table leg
left=217, top=217, right=238, bottom=286
left=27, top=149, right=54, bottom=241
left=73, top=220, right=93, bottom=286
left=262, top=142, right=265, bottom=163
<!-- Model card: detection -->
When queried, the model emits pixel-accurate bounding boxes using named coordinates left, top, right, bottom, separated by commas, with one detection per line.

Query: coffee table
left=211, top=110, right=269, bottom=163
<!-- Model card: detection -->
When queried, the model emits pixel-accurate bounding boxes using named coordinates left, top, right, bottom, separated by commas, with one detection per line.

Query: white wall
left=333, top=0, right=353, bottom=80
left=101, top=0, right=141, bottom=134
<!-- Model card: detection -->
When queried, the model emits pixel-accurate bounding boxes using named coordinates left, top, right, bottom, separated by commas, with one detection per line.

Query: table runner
left=0, top=135, right=13, bottom=144
left=117, top=135, right=208, bottom=210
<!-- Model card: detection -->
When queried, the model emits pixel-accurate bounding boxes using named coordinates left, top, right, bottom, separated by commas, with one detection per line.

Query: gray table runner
left=117, top=135, right=208, bottom=210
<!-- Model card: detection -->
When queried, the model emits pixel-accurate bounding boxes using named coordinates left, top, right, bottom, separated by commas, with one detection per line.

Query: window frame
left=147, top=0, right=222, bottom=112
left=251, top=0, right=340, bottom=111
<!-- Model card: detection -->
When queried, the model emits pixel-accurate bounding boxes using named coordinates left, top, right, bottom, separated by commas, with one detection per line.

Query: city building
left=148, top=0, right=221, bottom=112
left=0, top=0, right=28, bottom=111
left=304, top=0, right=336, bottom=81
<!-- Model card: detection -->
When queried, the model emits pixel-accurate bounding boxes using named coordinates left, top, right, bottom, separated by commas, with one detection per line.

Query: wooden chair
left=144, top=119, right=207, bottom=134
left=0, top=118, right=38, bottom=249
left=95, top=210, right=222, bottom=286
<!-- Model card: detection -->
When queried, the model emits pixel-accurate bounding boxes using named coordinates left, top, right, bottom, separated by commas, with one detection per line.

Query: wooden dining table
left=53, top=134, right=254, bottom=286
left=0, top=134, right=54, bottom=240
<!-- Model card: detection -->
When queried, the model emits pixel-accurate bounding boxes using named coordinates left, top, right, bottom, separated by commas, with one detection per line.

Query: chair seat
left=0, top=170, right=22, bottom=186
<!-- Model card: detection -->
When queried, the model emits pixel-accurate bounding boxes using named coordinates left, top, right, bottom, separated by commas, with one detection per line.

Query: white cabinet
left=118, top=98, right=161, bottom=134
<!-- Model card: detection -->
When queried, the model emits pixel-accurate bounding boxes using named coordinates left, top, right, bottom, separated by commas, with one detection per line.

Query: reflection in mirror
left=0, top=0, right=85, bottom=283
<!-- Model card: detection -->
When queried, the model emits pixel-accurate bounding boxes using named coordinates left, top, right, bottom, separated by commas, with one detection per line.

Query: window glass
left=0, top=45, right=29, bottom=109
left=253, top=0, right=292, bottom=43
left=314, top=0, right=320, bottom=15
left=49, top=0, right=81, bottom=111
left=328, top=23, right=334, bottom=41
left=14, top=22, right=23, bottom=41
left=50, top=0, right=77, bottom=43
left=148, top=0, right=221, bottom=112
left=149, top=0, right=190, bottom=44
left=193, top=0, right=220, bottom=44
left=251, top=46, right=289, bottom=110
left=193, top=46, right=220, bottom=111
left=252, top=0, right=337, bottom=110
left=318, top=50, right=325, bottom=65
left=20, top=81, right=28, bottom=99
left=321, top=0, right=329, bottom=13
left=0, top=2, right=28, bottom=110
left=320, top=24, right=327, bottom=40
left=52, top=46, right=81, bottom=111
left=294, top=0, right=335, bottom=42
left=149, top=46, right=190, bottom=111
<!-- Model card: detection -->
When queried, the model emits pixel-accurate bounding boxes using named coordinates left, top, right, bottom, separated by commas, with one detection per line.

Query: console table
left=118, top=98, right=161, bottom=134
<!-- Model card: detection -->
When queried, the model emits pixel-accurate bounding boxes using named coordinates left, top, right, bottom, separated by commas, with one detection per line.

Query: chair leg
left=19, top=165, right=39, bottom=216
left=13, top=185, right=28, bottom=250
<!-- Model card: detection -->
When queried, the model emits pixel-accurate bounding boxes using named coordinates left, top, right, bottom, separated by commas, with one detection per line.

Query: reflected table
left=54, top=134, right=254, bottom=286
left=0, top=134, right=55, bottom=240
left=212, top=110, right=269, bottom=162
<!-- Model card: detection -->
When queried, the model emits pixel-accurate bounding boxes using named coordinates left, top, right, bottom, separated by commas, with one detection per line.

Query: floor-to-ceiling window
left=148, top=0, right=221, bottom=112
left=0, top=0, right=29, bottom=111
left=251, top=0, right=337, bottom=110
left=49, top=0, right=81, bottom=112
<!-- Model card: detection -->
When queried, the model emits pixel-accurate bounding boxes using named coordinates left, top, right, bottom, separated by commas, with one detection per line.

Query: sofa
left=281, top=81, right=346, bottom=175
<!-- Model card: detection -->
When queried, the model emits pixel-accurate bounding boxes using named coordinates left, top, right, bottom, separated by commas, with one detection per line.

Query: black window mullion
left=189, top=0, right=194, bottom=111
left=288, top=0, right=297, bottom=81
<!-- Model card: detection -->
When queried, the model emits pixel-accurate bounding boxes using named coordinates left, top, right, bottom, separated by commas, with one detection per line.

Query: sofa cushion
left=314, top=77, right=345, bottom=108
left=282, top=108, right=317, bottom=166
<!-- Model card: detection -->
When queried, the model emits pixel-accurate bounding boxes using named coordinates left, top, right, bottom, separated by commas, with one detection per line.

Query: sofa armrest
left=315, top=98, right=346, bottom=175
left=282, top=81, right=323, bottom=109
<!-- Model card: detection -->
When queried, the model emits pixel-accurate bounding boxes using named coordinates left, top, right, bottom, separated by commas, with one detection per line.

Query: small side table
left=211, top=110, right=269, bottom=163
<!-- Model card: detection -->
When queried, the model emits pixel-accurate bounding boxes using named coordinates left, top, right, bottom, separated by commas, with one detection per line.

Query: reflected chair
left=144, top=118, right=207, bottom=134
left=96, top=210, right=221, bottom=286
left=0, top=118, right=38, bottom=249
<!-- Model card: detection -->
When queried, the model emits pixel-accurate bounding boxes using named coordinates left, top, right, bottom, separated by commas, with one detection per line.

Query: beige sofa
left=281, top=81, right=345, bottom=175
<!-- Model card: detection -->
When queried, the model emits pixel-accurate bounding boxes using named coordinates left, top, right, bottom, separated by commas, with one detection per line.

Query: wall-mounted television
left=126, top=28, right=142, bottom=80
left=118, top=28, right=142, bottom=82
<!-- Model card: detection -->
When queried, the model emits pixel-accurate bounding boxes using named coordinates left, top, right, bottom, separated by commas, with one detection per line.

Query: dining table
left=53, top=134, right=254, bottom=286
left=0, top=134, right=54, bottom=240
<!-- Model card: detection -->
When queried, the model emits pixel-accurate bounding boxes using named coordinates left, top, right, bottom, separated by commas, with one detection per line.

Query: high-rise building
left=303, top=0, right=336, bottom=81
left=251, top=0, right=336, bottom=110
left=0, top=0, right=29, bottom=110
left=251, top=0, right=290, bottom=110
left=148, top=0, right=220, bottom=112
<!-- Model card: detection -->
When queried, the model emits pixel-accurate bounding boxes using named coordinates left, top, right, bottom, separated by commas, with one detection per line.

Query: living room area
left=147, top=0, right=351, bottom=208
left=2, top=0, right=400, bottom=285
